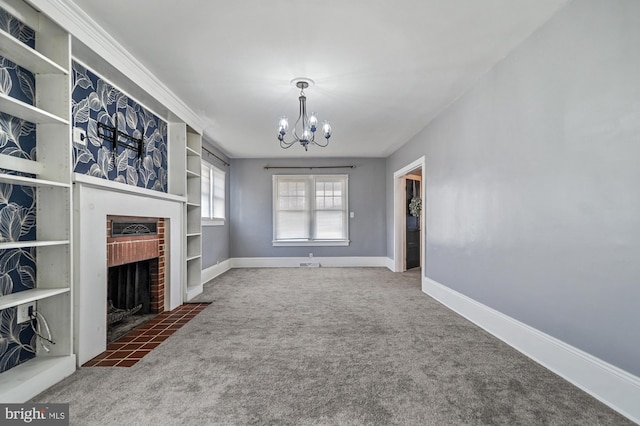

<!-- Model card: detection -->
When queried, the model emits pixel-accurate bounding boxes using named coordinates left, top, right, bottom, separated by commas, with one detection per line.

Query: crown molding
left=27, top=0, right=206, bottom=134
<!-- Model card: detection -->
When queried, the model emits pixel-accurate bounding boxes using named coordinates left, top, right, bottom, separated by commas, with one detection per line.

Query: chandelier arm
left=313, top=138, right=329, bottom=148
left=280, top=140, right=296, bottom=149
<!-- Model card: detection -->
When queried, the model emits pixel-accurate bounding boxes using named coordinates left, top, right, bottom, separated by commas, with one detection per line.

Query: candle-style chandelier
left=277, top=78, right=332, bottom=151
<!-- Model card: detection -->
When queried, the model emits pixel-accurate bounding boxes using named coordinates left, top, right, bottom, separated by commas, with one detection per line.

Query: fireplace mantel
left=73, top=180, right=184, bottom=365
left=74, top=173, right=186, bottom=203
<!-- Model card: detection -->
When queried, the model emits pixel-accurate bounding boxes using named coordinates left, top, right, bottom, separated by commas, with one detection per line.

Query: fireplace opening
left=106, top=216, right=165, bottom=343
left=107, top=259, right=159, bottom=343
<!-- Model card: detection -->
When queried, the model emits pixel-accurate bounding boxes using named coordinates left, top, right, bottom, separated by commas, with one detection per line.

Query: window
left=273, top=174, right=349, bottom=246
left=201, top=161, right=225, bottom=225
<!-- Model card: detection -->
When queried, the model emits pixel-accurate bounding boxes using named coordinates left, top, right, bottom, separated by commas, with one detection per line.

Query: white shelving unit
left=0, top=0, right=75, bottom=402
left=185, top=127, right=202, bottom=301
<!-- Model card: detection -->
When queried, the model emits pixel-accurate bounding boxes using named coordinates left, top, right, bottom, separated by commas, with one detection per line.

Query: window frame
left=272, top=174, right=350, bottom=247
left=201, top=160, right=226, bottom=226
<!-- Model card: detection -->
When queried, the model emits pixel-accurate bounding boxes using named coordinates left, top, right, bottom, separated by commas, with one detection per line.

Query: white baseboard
left=422, top=276, right=640, bottom=424
left=229, top=256, right=390, bottom=268
left=201, top=259, right=232, bottom=284
left=383, top=257, right=395, bottom=271
left=185, top=285, right=203, bottom=301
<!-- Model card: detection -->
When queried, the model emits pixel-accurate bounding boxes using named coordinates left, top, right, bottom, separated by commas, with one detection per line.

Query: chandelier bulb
left=322, top=120, right=332, bottom=139
left=301, top=128, right=312, bottom=142
left=309, top=112, right=318, bottom=132
left=278, top=116, right=289, bottom=135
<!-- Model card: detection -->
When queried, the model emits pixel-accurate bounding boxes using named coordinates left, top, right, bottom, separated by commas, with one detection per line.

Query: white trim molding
left=27, top=0, right=206, bottom=133
left=272, top=240, right=350, bottom=247
left=229, top=257, right=390, bottom=269
left=73, top=173, right=186, bottom=203
left=185, top=285, right=203, bottom=302
left=202, top=259, right=232, bottom=284
left=393, top=156, right=426, bottom=273
left=384, top=257, right=395, bottom=271
left=422, top=276, right=640, bottom=424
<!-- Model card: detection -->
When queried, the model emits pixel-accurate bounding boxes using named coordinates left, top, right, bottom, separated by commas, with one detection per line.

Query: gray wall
left=230, top=157, right=386, bottom=258
left=387, top=0, right=640, bottom=376
left=201, top=140, right=230, bottom=268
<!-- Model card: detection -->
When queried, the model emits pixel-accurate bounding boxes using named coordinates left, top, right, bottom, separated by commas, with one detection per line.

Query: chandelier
left=277, top=78, right=332, bottom=151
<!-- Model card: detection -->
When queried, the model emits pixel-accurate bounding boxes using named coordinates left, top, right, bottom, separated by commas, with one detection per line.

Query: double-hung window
left=201, top=161, right=225, bottom=225
left=273, top=174, right=349, bottom=246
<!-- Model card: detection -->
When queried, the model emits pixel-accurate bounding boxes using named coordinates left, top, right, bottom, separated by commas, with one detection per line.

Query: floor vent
left=299, top=262, right=321, bottom=267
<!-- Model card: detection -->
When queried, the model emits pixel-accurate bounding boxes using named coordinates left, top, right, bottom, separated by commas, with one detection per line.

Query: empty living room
left=0, top=0, right=638, bottom=424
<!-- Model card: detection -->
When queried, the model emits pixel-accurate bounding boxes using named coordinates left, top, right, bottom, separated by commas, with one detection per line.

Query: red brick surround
left=107, top=216, right=165, bottom=313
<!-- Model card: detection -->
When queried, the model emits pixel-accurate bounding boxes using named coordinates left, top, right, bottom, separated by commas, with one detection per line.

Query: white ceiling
left=69, top=0, right=568, bottom=159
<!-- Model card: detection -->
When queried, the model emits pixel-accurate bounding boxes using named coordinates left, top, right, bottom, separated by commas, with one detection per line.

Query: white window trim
left=272, top=240, right=350, bottom=247
left=272, top=174, right=350, bottom=247
left=202, top=218, right=225, bottom=227
left=201, top=160, right=226, bottom=226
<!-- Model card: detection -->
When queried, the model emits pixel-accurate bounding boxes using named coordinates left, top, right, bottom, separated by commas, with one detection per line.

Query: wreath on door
left=409, top=197, right=422, bottom=217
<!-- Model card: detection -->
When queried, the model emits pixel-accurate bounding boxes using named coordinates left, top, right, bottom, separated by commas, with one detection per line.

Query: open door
left=393, top=156, right=425, bottom=273
left=405, top=178, right=421, bottom=270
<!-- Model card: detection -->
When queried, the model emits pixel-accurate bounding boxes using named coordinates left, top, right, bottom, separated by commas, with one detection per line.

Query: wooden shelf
left=0, top=154, right=43, bottom=175
left=186, top=232, right=201, bottom=238
left=186, top=169, right=200, bottom=178
left=0, top=355, right=76, bottom=403
left=0, top=93, right=69, bottom=125
left=0, top=240, right=69, bottom=250
left=186, top=146, right=199, bottom=156
left=0, top=288, right=70, bottom=310
left=186, top=254, right=201, bottom=262
left=0, top=28, right=68, bottom=75
left=0, top=172, right=70, bottom=188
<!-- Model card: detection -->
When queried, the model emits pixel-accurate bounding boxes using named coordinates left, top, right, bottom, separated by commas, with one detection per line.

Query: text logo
left=1, top=404, right=68, bottom=425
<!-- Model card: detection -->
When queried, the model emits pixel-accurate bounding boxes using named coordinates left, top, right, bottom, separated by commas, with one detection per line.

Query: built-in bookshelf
left=0, top=0, right=75, bottom=402
left=185, top=127, right=202, bottom=300
left=167, top=122, right=203, bottom=301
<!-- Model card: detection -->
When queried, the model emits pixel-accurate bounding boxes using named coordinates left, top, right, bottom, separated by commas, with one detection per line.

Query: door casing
left=393, top=156, right=426, bottom=273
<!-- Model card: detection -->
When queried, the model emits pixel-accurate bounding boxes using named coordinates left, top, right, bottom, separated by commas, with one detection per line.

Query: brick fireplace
left=106, top=216, right=165, bottom=337
left=75, top=180, right=183, bottom=365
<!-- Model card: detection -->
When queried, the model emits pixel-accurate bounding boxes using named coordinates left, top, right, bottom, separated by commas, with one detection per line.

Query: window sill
left=272, top=240, right=350, bottom=247
left=202, top=218, right=225, bottom=227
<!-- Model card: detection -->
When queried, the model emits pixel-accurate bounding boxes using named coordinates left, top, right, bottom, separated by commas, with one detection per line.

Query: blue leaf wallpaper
left=71, top=61, right=168, bottom=192
left=0, top=7, right=37, bottom=373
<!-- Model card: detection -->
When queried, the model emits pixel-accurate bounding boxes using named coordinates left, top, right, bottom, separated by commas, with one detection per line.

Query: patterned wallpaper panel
left=0, top=175, right=37, bottom=377
left=71, top=61, right=168, bottom=192
left=0, top=6, right=36, bottom=160
left=0, top=7, right=37, bottom=373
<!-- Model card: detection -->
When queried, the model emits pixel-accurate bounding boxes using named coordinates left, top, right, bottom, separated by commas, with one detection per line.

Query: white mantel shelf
left=73, top=173, right=187, bottom=203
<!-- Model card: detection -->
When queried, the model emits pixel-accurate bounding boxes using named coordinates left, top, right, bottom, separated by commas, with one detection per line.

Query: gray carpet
left=34, top=268, right=632, bottom=425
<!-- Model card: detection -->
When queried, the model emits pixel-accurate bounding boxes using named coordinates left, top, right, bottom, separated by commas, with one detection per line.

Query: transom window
left=273, top=174, right=349, bottom=246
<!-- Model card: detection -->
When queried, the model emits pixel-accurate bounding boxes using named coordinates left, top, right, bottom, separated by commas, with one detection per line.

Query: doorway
left=393, top=157, right=425, bottom=273
left=405, top=175, right=421, bottom=270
